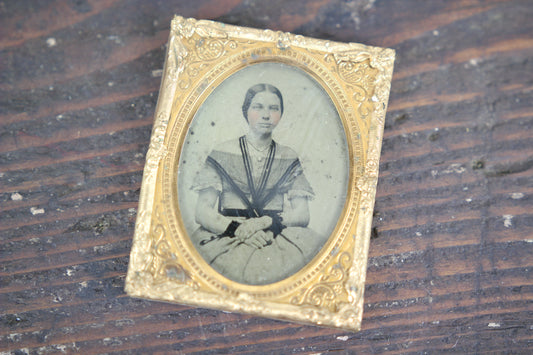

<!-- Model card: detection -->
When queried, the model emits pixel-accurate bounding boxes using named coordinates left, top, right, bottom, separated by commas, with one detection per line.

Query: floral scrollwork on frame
left=195, top=39, right=225, bottom=61
left=324, top=52, right=380, bottom=137
left=145, top=112, right=169, bottom=171
left=175, top=34, right=240, bottom=91
left=290, top=251, right=353, bottom=312
left=172, top=16, right=230, bottom=40
left=143, top=206, right=198, bottom=289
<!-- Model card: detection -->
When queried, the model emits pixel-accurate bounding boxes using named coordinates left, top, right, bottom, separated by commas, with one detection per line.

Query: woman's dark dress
left=191, top=136, right=321, bottom=285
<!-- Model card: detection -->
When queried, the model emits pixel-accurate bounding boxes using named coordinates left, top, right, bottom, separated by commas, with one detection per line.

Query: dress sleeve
left=190, top=157, right=223, bottom=193
left=285, top=161, right=315, bottom=200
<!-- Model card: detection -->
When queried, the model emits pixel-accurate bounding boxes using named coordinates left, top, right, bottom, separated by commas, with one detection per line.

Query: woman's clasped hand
left=233, top=216, right=274, bottom=247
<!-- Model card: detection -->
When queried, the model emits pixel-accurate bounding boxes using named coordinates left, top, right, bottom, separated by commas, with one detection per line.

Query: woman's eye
left=270, top=106, right=280, bottom=111
left=251, top=104, right=263, bottom=110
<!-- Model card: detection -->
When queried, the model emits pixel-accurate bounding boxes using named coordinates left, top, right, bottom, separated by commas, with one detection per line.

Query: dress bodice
left=192, top=137, right=314, bottom=213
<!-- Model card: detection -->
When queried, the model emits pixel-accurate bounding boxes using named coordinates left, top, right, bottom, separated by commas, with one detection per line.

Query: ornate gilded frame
left=125, top=16, right=395, bottom=331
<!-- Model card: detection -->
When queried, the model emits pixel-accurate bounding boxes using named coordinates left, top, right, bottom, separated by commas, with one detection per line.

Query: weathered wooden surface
left=1, top=0, right=532, bottom=353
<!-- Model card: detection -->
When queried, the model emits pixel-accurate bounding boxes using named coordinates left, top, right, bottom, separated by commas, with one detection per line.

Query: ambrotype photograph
left=125, top=16, right=395, bottom=331
left=178, top=63, right=349, bottom=285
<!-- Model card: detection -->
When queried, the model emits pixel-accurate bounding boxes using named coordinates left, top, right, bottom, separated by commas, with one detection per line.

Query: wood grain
left=1, top=0, right=532, bottom=353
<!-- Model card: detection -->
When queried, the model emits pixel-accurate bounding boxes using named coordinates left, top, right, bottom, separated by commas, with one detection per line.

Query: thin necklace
left=246, top=137, right=272, bottom=152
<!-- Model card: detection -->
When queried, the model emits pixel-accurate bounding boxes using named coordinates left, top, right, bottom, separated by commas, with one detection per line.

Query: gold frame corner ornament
left=125, top=15, right=395, bottom=331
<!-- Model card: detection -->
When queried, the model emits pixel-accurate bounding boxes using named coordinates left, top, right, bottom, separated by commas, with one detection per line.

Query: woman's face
left=247, top=91, right=282, bottom=136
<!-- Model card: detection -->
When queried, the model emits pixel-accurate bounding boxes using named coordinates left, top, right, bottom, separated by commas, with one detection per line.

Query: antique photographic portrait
left=125, top=16, right=394, bottom=331
left=177, top=62, right=349, bottom=285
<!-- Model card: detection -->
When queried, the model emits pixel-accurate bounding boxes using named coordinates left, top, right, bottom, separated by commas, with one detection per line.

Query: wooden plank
left=1, top=0, right=532, bottom=353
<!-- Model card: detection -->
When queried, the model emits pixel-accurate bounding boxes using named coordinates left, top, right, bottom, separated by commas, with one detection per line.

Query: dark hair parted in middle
left=242, top=83, right=284, bottom=121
